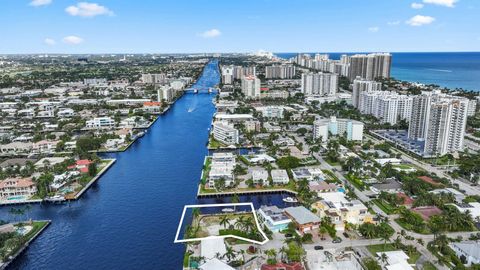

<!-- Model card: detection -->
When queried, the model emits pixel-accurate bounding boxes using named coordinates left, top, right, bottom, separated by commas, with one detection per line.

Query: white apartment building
left=85, top=117, right=116, bottom=130
left=208, top=153, right=236, bottom=187
left=241, top=75, right=261, bottom=98
left=157, top=86, right=175, bottom=102
left=301, top=72, right=337, bottom=96
left=141, top=73, right=166, bottom=84
left=212, top=121, right=239, bottom=145
left=352, top=77, right=382, bottom=108
left=409, top=91, right=468, bottom=156
left=265, top=65, right=296, bottom=79
left=261, top=106, right=284, bottom=119
left=359, top=91, right=412, bottom=125
left=313, top=116, right=364, bottom=142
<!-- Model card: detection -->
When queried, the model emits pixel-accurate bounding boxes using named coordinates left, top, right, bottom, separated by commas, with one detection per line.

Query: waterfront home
left=291, top=167, right=325, bottom=182
left=0, top=142, right=33, bottom=156
left=0, top=177, right=37, bottom=200
left=257, top=205, right=291, bottom=232
left=34, top=157, right=68, bottom=168
left=0, top=223, right=15, bottom=234
left=309, top=181, right=337, bottom=194
left=242, top=154, right=275, bottom=164
left=68, top=159, right=93, bottom=174
left=85, top=117, right=115, bottom=130
left=449, top=241, right=480, bottom=266
left=284, top=206, right=321, bottom=234
left=311, top=192, right=373, bottom=231
left=271, top=169, right=289, bottom=185
left=0, top=158, right=36, bottom=170
left=32, top=140, right=59, bottom=155
left=251, top=169, right=269, bottom=185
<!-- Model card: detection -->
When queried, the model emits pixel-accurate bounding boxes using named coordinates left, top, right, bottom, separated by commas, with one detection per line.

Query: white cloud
left=62, top=36, right=84, bottom=45
left=199, top=29, right=221, bottom=38
left=29, top=0, right=52, bottom=7
left=368, top=26, right=380, bottom=33
left=44, top=38, right=56, bottom=46
left=406, top=15, right=436, bottom=26
left=65, top=2, right=114, bottom=17
left=411, top=3, right=424, bottom=9
left=388, top=21, right=401, bottom=25
left=423, top=0, right=458, bottom=7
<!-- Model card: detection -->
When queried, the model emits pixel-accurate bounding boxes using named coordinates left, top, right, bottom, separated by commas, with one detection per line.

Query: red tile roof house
left=261, top=262, right=304, bottom=270
left=397, top=192, right=414, bottom=208
left=412, top=206, right=442, bottom=221
left=67, top=160, right=93, bottom=174
left=0, top=177, right=37, bottom=200
left=418, top=176, right=443, bottom=187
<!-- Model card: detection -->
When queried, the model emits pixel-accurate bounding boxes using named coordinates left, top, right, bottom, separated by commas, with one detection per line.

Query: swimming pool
left=7, top=195, right=27, bottom=201
left=338, top=187, right=346, bottom=193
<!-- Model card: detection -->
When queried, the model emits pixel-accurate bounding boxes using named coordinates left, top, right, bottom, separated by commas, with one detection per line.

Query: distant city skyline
left=1, top=0, right=479, bottom=54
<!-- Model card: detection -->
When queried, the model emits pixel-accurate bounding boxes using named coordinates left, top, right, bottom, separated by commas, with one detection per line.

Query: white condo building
left=352, top=77, right=382, bottom=108
left=241, top=75, right=261, bottom=98
left=265, top=65, right=296, bottom=79
left=85, top=117, right=115, bottom=130
left=313, top=116, right=364, bottom=142
left=212, top=121, right=239, bottom=145
left=359, top=91, right=412, bottom=125
left=301, top=72, right=337, bottom=96
left=408, top=91, right=468, bottom=156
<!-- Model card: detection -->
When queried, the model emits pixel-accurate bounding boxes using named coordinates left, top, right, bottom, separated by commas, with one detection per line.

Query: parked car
left=332, top=237, right=342, bottom=243
left=285, top=233, right=293, bottom=238
left=314, top=246, right=324, bottom=250
left=343, top=232, right=350, bottom=238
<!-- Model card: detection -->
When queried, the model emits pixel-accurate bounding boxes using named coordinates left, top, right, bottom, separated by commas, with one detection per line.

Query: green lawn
left=422, top=262, right=438, bottom=270
left=344, top=173, right=365, bottom=190
left=367, top=243, right=398, bottom=254
left=322, top=170, right=341, bottom=184
left=208, top=138, right=226, bottom=149
left=372, top=199, right=397, bottom=215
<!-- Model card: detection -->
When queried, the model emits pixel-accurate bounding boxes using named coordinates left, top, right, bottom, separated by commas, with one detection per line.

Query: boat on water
left=45, top=195, right=66, bottom=203
left=222, top=208, right=235, bottom=213
left=283, top=197, right=298, bottom=203
left=193, top=89, right=198, bottom=94
left=137, top=131, right=145, bottom=138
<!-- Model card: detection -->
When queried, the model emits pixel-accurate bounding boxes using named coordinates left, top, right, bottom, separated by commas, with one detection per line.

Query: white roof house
left=200, top=239, right=227, bottom=260
left=199, top=258, right=235, bottom=270
left=376, top=251, right=414, bottom=270
left=450, top=241, right=480, bottom=266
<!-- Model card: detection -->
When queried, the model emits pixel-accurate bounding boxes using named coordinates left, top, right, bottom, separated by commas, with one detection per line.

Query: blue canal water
left=0, top=59, right=289, bottom=270
left=276, top=52, right=480, bottom=91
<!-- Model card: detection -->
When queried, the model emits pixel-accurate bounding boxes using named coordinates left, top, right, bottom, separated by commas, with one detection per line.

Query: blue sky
left=0, top=0, right=479, bottom=53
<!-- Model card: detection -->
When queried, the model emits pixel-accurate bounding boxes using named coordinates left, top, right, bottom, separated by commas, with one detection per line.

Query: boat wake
left=426, top=68, right=453, bottom=73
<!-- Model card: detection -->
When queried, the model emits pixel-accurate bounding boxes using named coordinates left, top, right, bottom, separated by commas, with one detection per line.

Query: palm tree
left=380, top=253, right=388, bottom=265
left=279, top=246, right=288, bottom=262
left=265, top=249, right=277, bottom=264
left=220, top=216, right=231, bottom=229
left=223, top=246, right=236, bottom=262
left=192, top=208, right=200, bottom=227
left=235, top=216, right=245, bottom=230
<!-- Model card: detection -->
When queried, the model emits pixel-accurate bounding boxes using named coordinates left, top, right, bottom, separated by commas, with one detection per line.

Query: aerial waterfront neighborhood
left=2, top=51, right=480, bottom=269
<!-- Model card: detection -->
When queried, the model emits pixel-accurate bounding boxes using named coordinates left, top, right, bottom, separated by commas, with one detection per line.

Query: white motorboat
left=283, top=197, right=298, bottom=203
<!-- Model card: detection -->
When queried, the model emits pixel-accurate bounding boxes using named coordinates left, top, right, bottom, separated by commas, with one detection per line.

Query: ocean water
left=276, top=52, right=480, bottom=91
